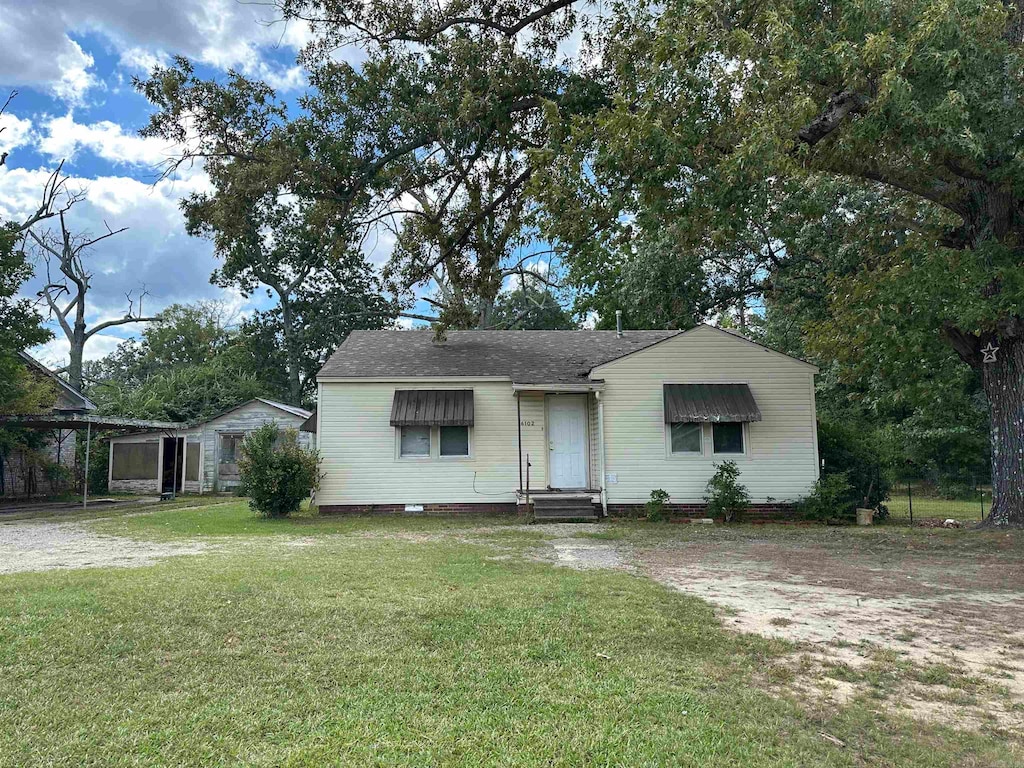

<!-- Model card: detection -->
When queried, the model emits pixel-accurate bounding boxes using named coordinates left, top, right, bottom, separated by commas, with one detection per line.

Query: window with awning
left=390, top=390, right=474, bottom=426
left=663, top=384, right=762, bottom=423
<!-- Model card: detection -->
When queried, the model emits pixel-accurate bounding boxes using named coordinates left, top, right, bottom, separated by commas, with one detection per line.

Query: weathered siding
left=317, top=380, right=525, bottom=506
left=200, top=401, right=311, bottom=492
left=107, top=432, right=163, bottom=494
left=108, top=402, right=312, bottom=494
left=591, top=326, right=819, bottom=504
left=1, top=429, right=77, bottom=498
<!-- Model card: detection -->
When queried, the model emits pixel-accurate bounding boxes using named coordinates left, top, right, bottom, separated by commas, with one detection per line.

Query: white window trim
left=438, top=425, right=473, bottom=460
left=711, top=421, right=749, bottom=457
left=665, top=421, right=705, bottom=458
left=394, top=425, right=475, bottom=461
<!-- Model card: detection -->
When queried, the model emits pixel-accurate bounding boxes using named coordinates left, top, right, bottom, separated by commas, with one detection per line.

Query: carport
left=0, top=414, right=186, bottom=508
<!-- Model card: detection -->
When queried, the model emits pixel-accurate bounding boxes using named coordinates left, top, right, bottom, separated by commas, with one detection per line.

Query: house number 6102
left=520, top=420, right=536, bottom=427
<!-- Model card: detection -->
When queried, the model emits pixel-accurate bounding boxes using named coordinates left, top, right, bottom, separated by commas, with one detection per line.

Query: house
left=106, top=398, right=313, bottom=495
left=0, top=352, right=95, bottom=498
left=312, top=325, right=820, bottom=519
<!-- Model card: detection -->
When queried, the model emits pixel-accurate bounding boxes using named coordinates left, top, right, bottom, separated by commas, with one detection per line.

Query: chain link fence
left=884, top=474, right=992, bottom=524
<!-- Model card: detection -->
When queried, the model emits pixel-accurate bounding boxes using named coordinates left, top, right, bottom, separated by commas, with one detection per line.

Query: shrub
left=238, top=424, right=320, bottom=518
left=797, top=472, right=855, bottom=521
left=645, top=489, right=671, bottom=521
left=704, top=461, right=750, bottom=523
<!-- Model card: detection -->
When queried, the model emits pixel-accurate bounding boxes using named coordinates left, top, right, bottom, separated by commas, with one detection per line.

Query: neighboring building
left=0, top=352, right=95, bottom=498
left=106, top=399, right=313, bottom=495
left=313, top=325, right=820, bottom=519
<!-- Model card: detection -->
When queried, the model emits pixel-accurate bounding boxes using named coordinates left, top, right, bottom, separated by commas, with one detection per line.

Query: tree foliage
left=0, top=224, right=52, bottom=413
left=536, top=0, right=1024, bottom=523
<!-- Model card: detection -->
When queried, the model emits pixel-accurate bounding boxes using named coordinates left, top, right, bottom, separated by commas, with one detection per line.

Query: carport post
left=83, top=420, right=91, bottom=509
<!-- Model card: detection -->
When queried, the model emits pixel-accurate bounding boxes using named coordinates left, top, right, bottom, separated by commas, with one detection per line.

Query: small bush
left=238, top=424, right=320, bottom=518
left=798, top=472, right=854, bottom=521
left=704, top=461, right=750, bottom=523
left=645, top=489, right=671, bottom=521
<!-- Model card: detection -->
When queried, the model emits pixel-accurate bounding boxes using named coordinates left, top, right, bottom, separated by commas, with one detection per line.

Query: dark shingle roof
left=318, top=330, right=682, bottom=384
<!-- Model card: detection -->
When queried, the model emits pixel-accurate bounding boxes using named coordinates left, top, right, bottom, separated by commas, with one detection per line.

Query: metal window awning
left=390, top=390, right=474, bottom=427
left=663, top=383, right=762, bottom=423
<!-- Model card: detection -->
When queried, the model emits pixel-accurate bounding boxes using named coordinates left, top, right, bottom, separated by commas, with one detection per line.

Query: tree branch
left=797, top=90, right=868, bottom=146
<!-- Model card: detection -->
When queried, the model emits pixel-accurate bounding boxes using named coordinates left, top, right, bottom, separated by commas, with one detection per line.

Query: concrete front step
left=532, top=495, right=600, bottom=522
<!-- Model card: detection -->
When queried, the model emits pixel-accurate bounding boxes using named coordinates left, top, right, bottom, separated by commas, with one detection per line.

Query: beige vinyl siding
left=318, top=380, right=527, bottom=505
left=592, top=326, right=819, bottom=504
left=588, top=392, right=600, bottom=489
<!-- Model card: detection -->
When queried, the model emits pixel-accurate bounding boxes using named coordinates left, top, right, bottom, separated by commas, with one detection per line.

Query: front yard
left=1, top=503, right=1021, bottom=766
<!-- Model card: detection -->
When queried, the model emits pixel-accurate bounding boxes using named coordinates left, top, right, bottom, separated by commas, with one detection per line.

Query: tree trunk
left=982, top=334, right=1024, bottom=525
left=67, top=325, right=85, bottom=394
left=279, top=296, right=302, bottom=406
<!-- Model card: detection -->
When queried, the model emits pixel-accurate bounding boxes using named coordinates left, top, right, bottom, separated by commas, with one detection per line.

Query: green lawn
left=885, top=493, right=989, bottom=521
left=0, top=505, right=1018, bottom=766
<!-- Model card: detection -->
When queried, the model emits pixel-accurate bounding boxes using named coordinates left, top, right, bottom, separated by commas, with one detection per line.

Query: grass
left=0, top=494, right=232, bottom=524
left=91, top=499, right=524, bottom=540
left=885, top=493, right=989, bottom=521
left=0, top=505, right=1020, bottom=765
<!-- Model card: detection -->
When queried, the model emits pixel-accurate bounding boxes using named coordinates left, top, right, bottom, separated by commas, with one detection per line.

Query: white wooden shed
left=106, top=398, right=313, bottom=495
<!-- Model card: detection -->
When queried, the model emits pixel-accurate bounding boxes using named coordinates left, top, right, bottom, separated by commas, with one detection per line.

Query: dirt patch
left=548, top=538, right=628, bottom=570
left=516, top=523, right=1024, bottom=733
left=628, top=529, right=1024, bottom=733
left=0, top=519, right=206, bottom=574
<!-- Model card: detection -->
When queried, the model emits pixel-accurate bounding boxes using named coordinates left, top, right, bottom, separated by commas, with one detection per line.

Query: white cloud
left=0, top=111, right=33, bottom=154
left=0, top=1, right=319, bottom=103
left=50, top=39, right=98, bottom=105
left=1, top=164, right=233, bottom=369
left=117, top=46, right=169, bottom=75
left=37, top=112, right=179, bottom=171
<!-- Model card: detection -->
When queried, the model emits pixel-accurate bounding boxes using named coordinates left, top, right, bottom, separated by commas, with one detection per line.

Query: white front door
left=548, top=395, right=588, bottom=489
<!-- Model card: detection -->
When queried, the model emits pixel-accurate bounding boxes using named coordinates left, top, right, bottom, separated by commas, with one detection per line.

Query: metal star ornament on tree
left=981, top=342, right=1000, bottom=364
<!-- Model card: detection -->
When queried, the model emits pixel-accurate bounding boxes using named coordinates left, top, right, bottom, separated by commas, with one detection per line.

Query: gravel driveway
left=0, top=519, right=205, bottom=575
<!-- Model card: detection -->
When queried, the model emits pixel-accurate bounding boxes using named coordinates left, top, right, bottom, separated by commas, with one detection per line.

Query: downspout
left=516, top=390, right=523, bottom=494
left=596, top=390, right=608, bottom=517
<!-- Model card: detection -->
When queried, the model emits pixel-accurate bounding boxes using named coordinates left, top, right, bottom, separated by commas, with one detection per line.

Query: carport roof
left=0, top=414, right=186, bottom=431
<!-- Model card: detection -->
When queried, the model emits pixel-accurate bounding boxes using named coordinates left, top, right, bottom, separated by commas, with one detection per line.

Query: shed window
left=712, top=422, right=745, bottom=454
left=400, top=426, right=431, bottom=457
left=220, top=434, right=243, bottom=464
left=185, top=442, right=201, bottom=481
left=670, top=422, right=702, bottom=454
left=111, top=442, right=159, bottom=480
left=439, top=426, right=470, bottom=457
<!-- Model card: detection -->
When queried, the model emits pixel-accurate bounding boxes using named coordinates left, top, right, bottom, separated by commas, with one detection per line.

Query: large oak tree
left=537, top=0, right=1024, bottom=524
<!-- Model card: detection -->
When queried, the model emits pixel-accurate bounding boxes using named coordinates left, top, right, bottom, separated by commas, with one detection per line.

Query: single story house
left=313, top=325, right=820, bottom=519
left=106, top=398, right=313, bottom=495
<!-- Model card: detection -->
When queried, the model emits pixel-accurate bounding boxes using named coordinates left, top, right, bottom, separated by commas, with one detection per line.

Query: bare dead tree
left=26, top=209, right=160, bottom=391
left=1, top=90, right=78, bottom=232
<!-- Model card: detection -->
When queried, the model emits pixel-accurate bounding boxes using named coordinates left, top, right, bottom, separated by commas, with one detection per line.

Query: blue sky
left=0, top=1, right=342, bottom=367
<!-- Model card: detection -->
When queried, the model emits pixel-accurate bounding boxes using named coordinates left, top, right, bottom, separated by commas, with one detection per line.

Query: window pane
left=400, top=426, right=431, bottom=456
left=220, top=435, right=241, bottom=463
left=440, top=426, right=469, bottom=457
left=713, top=422, right=744, bottom=454
left=670, top=422, right=701, bottom=453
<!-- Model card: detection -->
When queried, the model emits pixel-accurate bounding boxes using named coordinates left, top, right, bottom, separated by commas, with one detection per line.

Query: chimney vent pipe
left=615, top=310, right=623, bottom=338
